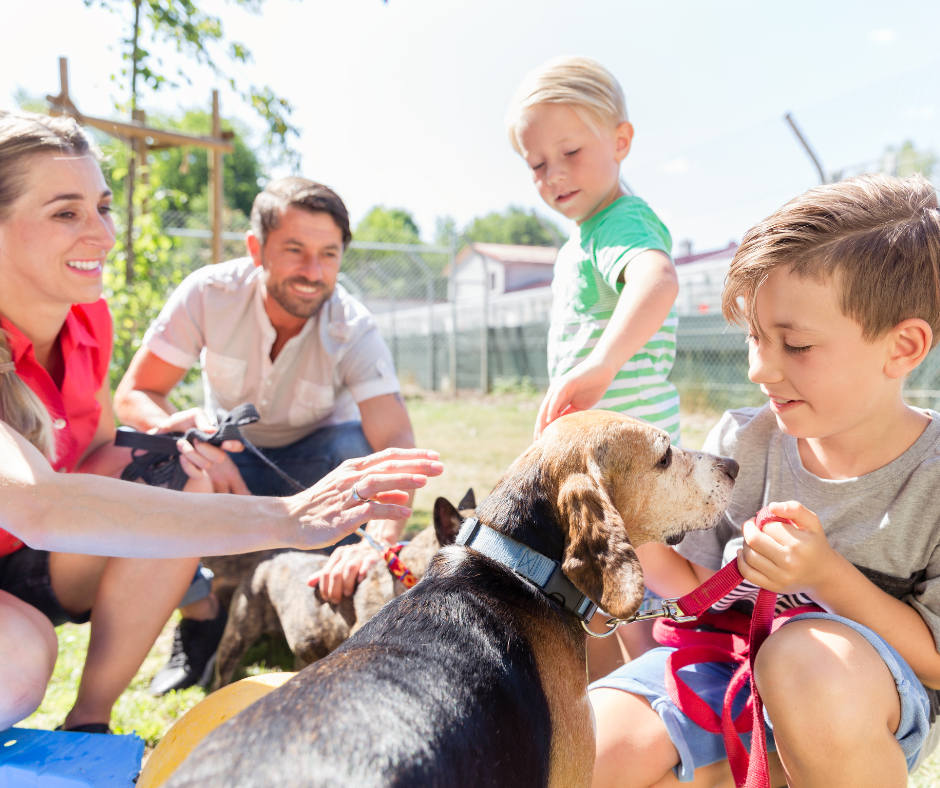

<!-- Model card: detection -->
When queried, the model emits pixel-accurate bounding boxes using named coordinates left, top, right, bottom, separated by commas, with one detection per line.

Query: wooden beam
left=46, top=104, right=235, bottom=154
left=209, top=90, right=224, bottom=266
left=47, top=58, right=233, bottom=153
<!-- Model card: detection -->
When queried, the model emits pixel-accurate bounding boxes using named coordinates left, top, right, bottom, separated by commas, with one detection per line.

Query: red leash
left=653, top=508, right=823, bottom=788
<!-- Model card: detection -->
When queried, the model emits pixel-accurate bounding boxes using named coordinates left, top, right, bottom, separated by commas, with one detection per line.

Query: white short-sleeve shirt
left=143, top=257, right=401, bottom=448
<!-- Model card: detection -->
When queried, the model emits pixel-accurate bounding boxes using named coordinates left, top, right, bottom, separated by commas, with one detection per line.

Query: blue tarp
left=0, top=728, right=144, bottom=787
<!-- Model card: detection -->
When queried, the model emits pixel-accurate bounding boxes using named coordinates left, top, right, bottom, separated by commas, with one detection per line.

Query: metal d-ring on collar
left=455, top=517, right=598, bottom=624
left=581, top=598, right=698, bottom=639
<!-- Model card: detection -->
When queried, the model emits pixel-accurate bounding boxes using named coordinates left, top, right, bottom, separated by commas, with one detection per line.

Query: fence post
left=426, top=268, right=435, bottom=391
left=480, top=249, right=489, bottom=394
left=449, top=231, right=458, bottom=395
left=406, top=252, right=436, bottom=392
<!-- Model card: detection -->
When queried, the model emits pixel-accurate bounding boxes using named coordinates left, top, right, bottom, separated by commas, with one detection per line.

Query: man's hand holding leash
left=150, top=408, right=251, bottom=496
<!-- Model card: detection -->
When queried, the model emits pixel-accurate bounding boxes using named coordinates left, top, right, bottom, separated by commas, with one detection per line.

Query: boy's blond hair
left=506, top=56, right=628, bottom=155
left=723, top=173, right=940, bottom=347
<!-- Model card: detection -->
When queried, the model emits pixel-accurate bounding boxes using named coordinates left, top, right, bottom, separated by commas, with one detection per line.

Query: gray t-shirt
left=676, top=405, right=940, bottom=650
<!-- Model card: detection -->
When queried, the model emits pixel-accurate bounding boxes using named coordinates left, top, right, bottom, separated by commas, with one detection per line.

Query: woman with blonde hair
left=0, top=110, right=442, bottom=731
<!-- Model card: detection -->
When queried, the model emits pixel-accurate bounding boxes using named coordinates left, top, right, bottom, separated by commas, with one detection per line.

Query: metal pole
left=480, top=248, right=489, bottom=394
left=784, top=112, right=827, bottom=185
left=426, top=268, right=435, bottom=391
left=449, top=231, right=458, bottom=395
left=209, top=90, right=224, bottom=265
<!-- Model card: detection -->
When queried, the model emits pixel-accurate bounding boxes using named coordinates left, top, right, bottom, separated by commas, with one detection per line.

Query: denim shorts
left=590, top=612, right=936, bottom=781
left=0, top=547, right=89, bottom=627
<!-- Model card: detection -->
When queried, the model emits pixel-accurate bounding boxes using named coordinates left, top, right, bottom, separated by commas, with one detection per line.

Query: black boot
left=149, top=608, right=227, bottom=696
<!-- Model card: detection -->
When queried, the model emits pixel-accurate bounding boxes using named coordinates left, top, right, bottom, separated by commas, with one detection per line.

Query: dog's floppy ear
left=433, top=496, right=463, bottom=547
left=558, top=474, right=645, bottom=620
left=457, top=488, right=476, bottom=512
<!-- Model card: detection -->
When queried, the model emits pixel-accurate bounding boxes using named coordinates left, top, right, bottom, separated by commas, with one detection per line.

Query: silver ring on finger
left=351, top=482, right=378, bottom=505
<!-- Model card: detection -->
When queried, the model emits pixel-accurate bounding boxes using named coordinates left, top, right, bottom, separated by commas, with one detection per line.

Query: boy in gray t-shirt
left=590, top=174, right=940, bottom=788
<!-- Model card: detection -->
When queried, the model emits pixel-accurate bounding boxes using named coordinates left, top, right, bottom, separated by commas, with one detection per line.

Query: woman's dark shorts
left=0, top=547, right=90, bottom=626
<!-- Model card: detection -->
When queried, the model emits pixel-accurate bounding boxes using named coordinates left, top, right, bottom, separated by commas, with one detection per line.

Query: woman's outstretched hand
left=285, top=448, right=443, bottom=550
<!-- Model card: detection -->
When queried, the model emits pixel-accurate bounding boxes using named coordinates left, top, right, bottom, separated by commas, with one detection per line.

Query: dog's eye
left=657, top=447, right=672, bottom=469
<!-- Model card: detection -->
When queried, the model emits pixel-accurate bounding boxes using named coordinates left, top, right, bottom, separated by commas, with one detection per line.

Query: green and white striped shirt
left=547, top=196, right=680, bottom=442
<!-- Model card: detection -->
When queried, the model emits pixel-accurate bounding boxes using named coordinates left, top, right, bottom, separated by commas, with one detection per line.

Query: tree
left=86, top=0, right=299, bottom=167
left=135, top=110, right=265, bottom=215
left=883, top=141, right=937, bottom=180
left=86, top=109, right=262, bottom=385
left=434, top=216, right=457, bottom=247
left=355, top=206, right=422, bottom=244
left=463, top=206, right=566, bottom=248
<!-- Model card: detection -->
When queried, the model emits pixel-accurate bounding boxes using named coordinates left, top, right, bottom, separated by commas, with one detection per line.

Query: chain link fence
left=139, top=214, right=940, bottom=414
left=163, top=209, right=251, bottom=264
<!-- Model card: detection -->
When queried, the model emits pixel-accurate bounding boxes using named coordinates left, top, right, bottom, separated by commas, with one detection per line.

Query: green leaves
left=463, top=206, right=565, bottom=248
left=356, top=206, right=422, bottom=244
left=85, top=0, right=301, bottom=166
left=245, top=85, right=299, bottom=169
left=99, top=133, right=215, bottom=385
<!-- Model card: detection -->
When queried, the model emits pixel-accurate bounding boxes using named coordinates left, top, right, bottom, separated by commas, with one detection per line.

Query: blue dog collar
left=456, top=518, right=597, bottom=623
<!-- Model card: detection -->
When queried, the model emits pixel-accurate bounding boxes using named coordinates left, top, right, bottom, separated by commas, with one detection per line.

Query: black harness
left=115, top=403, right=306, bottom=492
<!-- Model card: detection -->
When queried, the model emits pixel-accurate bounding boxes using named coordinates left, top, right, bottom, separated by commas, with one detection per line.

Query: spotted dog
left=211, top=491, right=477, bottom=688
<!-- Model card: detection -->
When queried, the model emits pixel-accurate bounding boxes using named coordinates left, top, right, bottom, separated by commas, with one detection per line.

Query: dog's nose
left=719, top=457, right=739, bottom=480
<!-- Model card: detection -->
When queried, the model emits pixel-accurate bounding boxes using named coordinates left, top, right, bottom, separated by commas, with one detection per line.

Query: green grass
left=21, top=613, right=207, bottom=748
left=404, top=391, right=546, bottom=532
left=16, top=392, right=940, bottom=784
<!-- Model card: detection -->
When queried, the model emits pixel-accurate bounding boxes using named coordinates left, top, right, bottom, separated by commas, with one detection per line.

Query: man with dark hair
left=115, top=178, right=416, bottom=693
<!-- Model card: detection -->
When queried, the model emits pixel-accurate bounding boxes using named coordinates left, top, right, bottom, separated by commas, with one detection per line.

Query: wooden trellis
left=46, top=57, right=235, bottom=281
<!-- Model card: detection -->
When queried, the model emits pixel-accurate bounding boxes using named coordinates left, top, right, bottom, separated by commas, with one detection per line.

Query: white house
left=451, top=243, right=557, bottom=302
left=673, top=241, right=738, bottom=316
left=370, top=240, right=740, bottom=337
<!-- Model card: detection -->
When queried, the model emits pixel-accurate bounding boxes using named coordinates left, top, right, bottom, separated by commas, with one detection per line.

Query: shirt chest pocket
left=288, top=380, right=335, bottom=427
left=204, top=350, right=248, bottom=404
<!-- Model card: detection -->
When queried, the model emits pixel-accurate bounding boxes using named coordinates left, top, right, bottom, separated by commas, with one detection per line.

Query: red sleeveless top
left=0, top=300, right=113, bottom=557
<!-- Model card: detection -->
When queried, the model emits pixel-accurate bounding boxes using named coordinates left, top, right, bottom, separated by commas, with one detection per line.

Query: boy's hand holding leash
left=737, top=500, right=843, bottom=599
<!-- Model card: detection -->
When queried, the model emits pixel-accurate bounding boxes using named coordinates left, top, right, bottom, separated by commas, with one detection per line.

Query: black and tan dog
left=211, top=491, right=477, bottom=688
left=167, top=411, right=738, bottom=788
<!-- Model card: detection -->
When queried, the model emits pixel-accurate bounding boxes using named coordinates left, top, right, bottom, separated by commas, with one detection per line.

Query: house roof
left=674, top=241, right=738, bottom=266
left=457, top=242, right=558, bottom=266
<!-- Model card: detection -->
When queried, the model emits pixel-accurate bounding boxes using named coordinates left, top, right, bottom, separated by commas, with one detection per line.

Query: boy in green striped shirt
left=507, top=57, right=681, bottom=442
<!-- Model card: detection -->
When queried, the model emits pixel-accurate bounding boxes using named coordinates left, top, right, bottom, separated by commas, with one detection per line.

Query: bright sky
left=3, top=0, right=939, bottom=251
